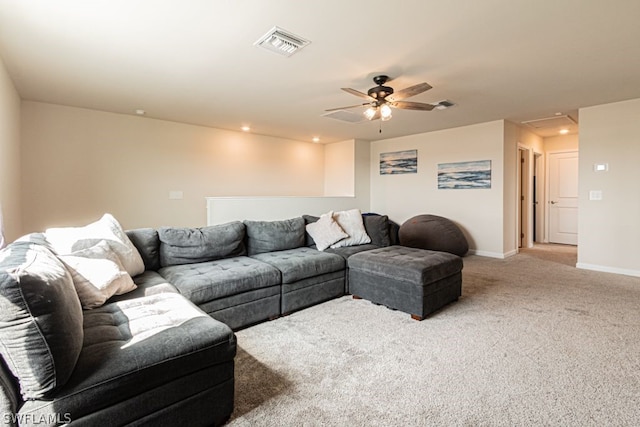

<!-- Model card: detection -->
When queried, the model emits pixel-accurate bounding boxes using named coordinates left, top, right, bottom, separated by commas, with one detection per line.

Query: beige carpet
left=228, top=246, right=640, bottom=426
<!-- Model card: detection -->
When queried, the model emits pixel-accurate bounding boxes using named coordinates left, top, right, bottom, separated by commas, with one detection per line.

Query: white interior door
left=548, top=151, right=579, bottom=245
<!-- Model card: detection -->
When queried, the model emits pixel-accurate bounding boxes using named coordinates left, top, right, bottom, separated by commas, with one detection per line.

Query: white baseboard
left=576, top=263, right=640, bottom=278
left=468, top=249, right=517, bottom=259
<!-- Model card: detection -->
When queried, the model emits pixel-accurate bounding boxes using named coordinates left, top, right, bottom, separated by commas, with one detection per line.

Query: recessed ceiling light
left=559, top=129, right=570, bottom=134
left=241, top=126, right=251, bottom=132
left=135, top=109, right=145, bottom=116
left=312, top=137, right=320, bottom=143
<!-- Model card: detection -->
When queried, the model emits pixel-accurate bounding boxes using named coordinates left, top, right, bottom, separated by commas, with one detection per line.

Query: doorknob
left=550, top=201, right=558, bottom=204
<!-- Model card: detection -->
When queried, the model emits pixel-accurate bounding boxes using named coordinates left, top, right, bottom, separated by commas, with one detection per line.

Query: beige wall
left=353, top=139, right=371, bottom=211
left=577, top=98, right=640, bottom=276
left=21, top=102, right=325, bottom=232
left=16, top=93, right=640, bottom=274
left=324, top=139, right=355, bottom=196
left=206, top=139, right=370, bottom=224
left=544, top=133, right=579, bottom=152
left=0, top=56, right=21, bottom=243
left=370, top=121, right=509, bottom=257
left=502, top=122, right=519, bottom=255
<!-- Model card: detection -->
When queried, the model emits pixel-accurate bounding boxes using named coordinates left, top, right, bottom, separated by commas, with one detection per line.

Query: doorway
left=517, top=147, right=531, bottom=249
left=547, top=151, right=579, bottom=245
left=517, top=147, right=554, bottom=250
left=533, top=152, right=543, bottom=243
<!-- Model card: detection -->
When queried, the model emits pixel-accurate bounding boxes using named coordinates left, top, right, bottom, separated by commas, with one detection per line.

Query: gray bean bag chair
left=399, top=214, right=469, bottom=256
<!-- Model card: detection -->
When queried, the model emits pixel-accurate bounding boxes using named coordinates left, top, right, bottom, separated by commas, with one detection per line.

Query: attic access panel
left=521, top=115, right=577, bottom=129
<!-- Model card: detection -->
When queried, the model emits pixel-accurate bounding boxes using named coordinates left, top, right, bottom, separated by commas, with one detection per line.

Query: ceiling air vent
left=322, top=110, right=367, bottom=124
left=522, top=114, right=577, bottom=129
left=254, top=26, right=310, bottom=57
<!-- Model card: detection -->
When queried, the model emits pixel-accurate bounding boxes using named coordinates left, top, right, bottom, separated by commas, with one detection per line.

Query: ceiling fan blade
left=387, top=82, right=432, bottom=102
left=342, top=87, right=375, bottom=101
left=369, top=109, right=381, bottom=121
left=325, top=103, right=368, bottom=112
left=391, top=101, right=435, bottom=111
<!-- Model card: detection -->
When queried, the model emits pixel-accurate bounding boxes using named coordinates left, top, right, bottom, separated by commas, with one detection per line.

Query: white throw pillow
left=46, top=213, right=145, bottom=277
left=306, top=211, right=349, bottom=251
left=59, top=240, right=137, bottom=309
left=330, top=209, right=371, bottom=248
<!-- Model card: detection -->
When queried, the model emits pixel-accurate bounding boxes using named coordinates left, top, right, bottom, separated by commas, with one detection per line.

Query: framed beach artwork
left=380, top=150, right=418, bottom=175
left=438, top=160, right=491, bottom=189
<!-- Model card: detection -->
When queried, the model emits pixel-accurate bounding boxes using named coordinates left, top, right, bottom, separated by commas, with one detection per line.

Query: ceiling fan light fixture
left=364, top=106, right=377, bottom=120
left=380, top=104, right=392, bottom=120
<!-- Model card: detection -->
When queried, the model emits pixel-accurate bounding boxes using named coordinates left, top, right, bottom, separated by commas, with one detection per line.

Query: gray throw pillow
left=126, top=228, right=161, bottom=272
left=245, top=217, right=305, bottom=255
left=303, top=215, right=320, bottom=247
left=158, top=221, right=246, bottom=267
left=0, top=241, right=84, bottom=400
left=363, top=214, right=391, bottom=247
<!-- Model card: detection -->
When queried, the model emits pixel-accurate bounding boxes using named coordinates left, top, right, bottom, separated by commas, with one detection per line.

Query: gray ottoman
left=348, top=246, right=463, bottom=320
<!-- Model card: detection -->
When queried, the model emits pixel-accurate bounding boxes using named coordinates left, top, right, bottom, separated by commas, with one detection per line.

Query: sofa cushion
left=348, top=246, right=463, bottom=284
left=0, top=241, right=84, bottom=399
left=158, top=221, right=246, bottom=267
left=245, top=217, right=305, bottom=256
left=59, top=240, right=137, bottom=309
left=251, top=247, right=345, bottom=284
left=45, top=213, right=145, bottom=277
left=126, top=228, right=161, bottom=272
left=19, top=293, right=236, bottom=423
left=305, top=211, right=348, bottom=251
left=159, top=256, right=281, bottom=305
left=108, top=271, right=179, bottom=303
left=326, top=243, right=381, bottom=259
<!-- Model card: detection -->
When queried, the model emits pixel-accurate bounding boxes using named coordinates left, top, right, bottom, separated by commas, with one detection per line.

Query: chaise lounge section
left=0, top=234, right=236, bottom=427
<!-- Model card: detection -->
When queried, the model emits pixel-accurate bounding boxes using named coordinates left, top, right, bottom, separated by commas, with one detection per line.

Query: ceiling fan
left=326, top=75, right=435, bottom=121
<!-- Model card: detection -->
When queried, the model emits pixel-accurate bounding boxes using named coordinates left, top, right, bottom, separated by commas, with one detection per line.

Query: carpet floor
left=228, top=245, right=640, bottom=426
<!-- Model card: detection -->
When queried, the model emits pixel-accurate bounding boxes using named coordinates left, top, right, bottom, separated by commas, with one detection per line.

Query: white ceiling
left=1, top=1, right=639, bottom=143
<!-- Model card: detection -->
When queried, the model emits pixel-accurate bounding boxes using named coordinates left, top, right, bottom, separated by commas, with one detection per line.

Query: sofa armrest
left=0, top=357, right=20, bottom=426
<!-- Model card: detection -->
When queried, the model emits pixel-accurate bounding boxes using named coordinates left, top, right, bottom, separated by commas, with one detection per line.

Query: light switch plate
left=589, top=190, right=602, bottom=201
left=169, top=190, right=183, bottom=200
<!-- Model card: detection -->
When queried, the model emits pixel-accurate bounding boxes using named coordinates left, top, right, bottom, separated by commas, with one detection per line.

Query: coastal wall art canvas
left=438, top=160, right=492, bottom=189
left=380, top=150, right=418, bottom=175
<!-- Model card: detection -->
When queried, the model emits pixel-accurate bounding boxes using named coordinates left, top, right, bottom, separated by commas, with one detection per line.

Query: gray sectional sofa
left=0, top=212, right=399, bottom=426
left=124, top=214, right=398, bottom=330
